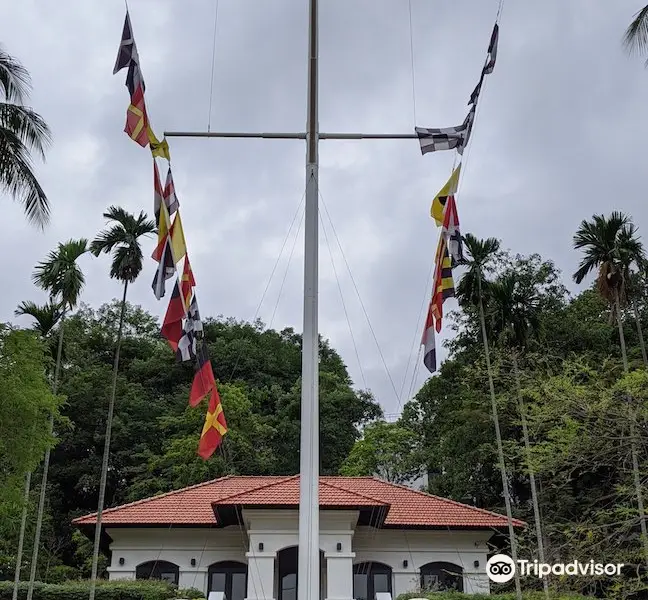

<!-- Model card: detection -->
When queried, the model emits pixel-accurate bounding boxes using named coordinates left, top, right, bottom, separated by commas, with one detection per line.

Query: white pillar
left=324, top=552, right=355, bottom=600
left=246, top=552, right=276, bottom=600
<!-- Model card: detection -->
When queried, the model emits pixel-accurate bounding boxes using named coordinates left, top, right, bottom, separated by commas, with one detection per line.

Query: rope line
left=207, top=0, right=221, bottom=132
left=407, top=0, right=418, bottom=126
left=319, top=207, right=368, bottom=390
left=318, top=188, right=401, bottom=409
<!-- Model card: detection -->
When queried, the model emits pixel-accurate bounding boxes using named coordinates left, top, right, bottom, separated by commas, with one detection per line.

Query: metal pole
left=163, top=131, right=419, bottom=140
left=298, top=0, right=319, bottom=598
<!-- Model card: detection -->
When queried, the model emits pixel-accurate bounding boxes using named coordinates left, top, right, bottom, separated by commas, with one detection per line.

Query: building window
left=208, top=561, right=248, bottom=600
left=353, top=562, right=392, bottom=600
left=420, top=562, right=464, bottom=592
left=135, top=560, right=179, bottom=585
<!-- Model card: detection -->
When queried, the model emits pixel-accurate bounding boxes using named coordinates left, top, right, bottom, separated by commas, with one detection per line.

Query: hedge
left=0, top=580, right=178, bottom=600
left=396, top=593, right=592, bottom=600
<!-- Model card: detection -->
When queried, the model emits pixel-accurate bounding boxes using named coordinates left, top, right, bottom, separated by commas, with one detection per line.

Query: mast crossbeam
left=163, top=131, right=419, bottom=140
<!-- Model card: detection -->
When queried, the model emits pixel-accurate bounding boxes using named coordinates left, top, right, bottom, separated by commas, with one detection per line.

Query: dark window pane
left=211, top=573, right=227, bottom=592
left=353, top=574, right=368, bottom=600
left=282, top=573, right=297, bottom=600
left=232, top=573, right=246, bottom=600
left=373, top=573, right=390, bottom=594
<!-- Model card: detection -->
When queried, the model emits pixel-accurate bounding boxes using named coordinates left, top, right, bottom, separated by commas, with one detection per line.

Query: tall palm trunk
left=89, top=281, right=128, bottom=600
left=512, top=353, right=548, bottom=599
left=26, top=312, right=66, bottom=600
left=477, top=276, right=522, bottom=600
left=12, top=472, right=32, bottom=600
left=632, top=299, right=648, bottom=367
left=615, top=288, right=648, bottom=566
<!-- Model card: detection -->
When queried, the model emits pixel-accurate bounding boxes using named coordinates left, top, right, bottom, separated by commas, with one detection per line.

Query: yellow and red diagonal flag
left=431, top=235, right=455, bottom=331
left=431, top=163, right=461, bottom=226
left=181, top=255, right=196, bottom=310
left=197, top=386, right=228, bottom=459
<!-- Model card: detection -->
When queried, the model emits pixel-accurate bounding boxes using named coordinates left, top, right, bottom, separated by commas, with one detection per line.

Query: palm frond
left=14, top=299, right=63, bottom=336
left=0, top=103, right=51, bottom=159
left=624, top=4, right=648, bottom=63
left=33, top=239, right=88, bottom=308
left=0, top=48, right=31, bottom=104
left=92, top=206, right=156, bottom=283
left=0, top=124, right=50, bottom=227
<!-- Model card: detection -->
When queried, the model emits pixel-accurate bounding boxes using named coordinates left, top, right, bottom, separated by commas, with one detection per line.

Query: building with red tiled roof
left=74, top=475, right=524, bottom=600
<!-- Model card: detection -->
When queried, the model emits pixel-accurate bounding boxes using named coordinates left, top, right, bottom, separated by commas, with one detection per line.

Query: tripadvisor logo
left=486, top=554, right=624, bottom=582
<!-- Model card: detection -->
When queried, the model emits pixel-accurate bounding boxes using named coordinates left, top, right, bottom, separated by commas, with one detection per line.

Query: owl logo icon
left=486, top=554, right=516, bottom=583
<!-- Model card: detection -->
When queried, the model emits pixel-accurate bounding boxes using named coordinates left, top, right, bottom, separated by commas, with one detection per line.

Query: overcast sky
left=3, top=0, right=648, bottom=418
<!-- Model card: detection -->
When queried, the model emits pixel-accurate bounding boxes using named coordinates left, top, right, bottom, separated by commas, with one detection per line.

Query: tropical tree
left=572, top=212, right=648, bottom=567
left=456, top=233, right=522, bottom=600
left=624, top=6, right=648, bottom=63
left=87, top=206, right=155, bottom=600
left=11, top=301, right=63, bottom=600
left=487, top=272, right=548, bottom=599
left=0, top=46, right=52, bottom=226
left=26, top=239, right=88, bottom=600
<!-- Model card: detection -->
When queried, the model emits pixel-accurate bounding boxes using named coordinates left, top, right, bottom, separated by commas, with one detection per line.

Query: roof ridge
left=321, top=479, right=389, bottom=506
left=212, top=475, right=298, bottom=504
left=368, top=477, right=526, bottom=526
left=71, top=475, right=235, bottom=524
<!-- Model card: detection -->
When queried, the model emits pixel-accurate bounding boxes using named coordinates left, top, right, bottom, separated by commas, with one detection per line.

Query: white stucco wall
left=104, top=510, right=492, bottom=598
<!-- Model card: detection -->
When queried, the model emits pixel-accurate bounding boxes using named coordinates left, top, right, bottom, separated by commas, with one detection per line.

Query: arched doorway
left=277, top=546, right=325, bottom=600
left=353, top=562, right=392, bottom=600
left=208, top=560, right=248, bottom=600
left=135, top=560, right=179, bottom=585
left=420, top=561, right=464, bottom=592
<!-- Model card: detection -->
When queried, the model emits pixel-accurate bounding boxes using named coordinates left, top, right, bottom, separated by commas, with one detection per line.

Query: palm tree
left=87, top=206, right=155, bottom=600
left=12, top=301, right=63, bottom=600
left=624, top=6, right=648, bottom=63
left=26, top=239, right=88, bottom=600
left=456, top=234, right=522, bottom=600
left=487, top=273, right=548, bottom=599
left=0, top=46, right=52, bottom=227
left=572, top=212, right=648, bottom=566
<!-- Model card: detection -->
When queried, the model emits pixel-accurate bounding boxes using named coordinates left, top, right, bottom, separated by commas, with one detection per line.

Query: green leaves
left=0, top=47, right=52, bottom=227
left=33, top=239, right=89, bottom=310
left=90, top=206, right=155, bottom=284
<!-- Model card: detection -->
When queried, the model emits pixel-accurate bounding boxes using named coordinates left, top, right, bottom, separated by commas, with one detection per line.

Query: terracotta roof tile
left=72, top=476, right=524, bottom=529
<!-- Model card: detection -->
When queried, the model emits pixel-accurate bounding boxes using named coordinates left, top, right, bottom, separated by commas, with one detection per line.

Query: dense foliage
left=0, top=302, right=380, bottom=581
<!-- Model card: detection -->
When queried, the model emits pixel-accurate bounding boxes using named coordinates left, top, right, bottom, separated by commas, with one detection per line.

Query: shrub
left=0, top=580, right=177, bottom=600
left=176, top=588, right=205, bottom=599
left=396, top=593, right=592, bottom=600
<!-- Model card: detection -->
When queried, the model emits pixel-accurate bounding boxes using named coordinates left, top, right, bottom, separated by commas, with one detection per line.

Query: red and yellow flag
left=197, top=386, right=228, bottom=459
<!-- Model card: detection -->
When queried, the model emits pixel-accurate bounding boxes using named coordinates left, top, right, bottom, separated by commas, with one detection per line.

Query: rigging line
left=207, top=0, right=221, bottom=132
left=226, top=185, right=307, bottom=382
left=319, top=207, right=368, bottom=390
left=269, top=202, right=305, bottom=329
left=318, top=189, right=401, bottom=409
left=407, top=0, right=418, bottom=126
left=398, top=256, right=435, bottom=405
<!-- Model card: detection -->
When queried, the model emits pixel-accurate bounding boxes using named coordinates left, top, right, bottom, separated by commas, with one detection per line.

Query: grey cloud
left=3, top=0, right=648, bottom=418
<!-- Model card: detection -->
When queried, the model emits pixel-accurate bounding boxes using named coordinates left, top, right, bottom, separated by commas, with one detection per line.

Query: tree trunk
left=512, top=353, right=548, bottom=599
left=477, top=276, right=522, bottom=600
left=630, top=411, right=648, bottom=567
left=615, top=288, right=629, bottom=372
left=26, top=312, right=66, bottom=600
left=632, top=299, right=648, bottom=367
left=616, top=289, right=648, bottom=566
left=88, top=281, right=129, bottom=600
left=12, top=471, right=32, bottom=600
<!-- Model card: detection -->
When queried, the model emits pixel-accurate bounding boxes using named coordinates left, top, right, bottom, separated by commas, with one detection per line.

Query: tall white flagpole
left=298, top=0, right=320, bottom=597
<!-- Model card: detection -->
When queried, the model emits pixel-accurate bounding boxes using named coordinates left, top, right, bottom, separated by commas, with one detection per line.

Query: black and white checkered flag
left=415, top=105, right=475, bottom=156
